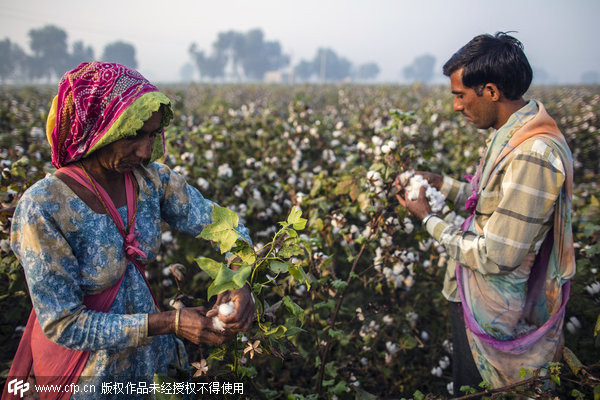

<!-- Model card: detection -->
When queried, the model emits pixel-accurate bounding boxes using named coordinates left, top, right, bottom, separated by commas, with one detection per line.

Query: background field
left=1, top=84, right=598, bottom=398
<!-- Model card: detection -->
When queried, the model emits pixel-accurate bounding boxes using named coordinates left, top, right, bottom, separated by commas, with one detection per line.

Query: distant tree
left=357, top=62, right=380, bottom=80
left=208, top=28, right=289, bottom=81
left=533, top=67, right=551, bottom=85
left=294, top=60, right=315, bottom=81
left=403, top=54, right=436, bottom=83
left=189, top=44, right=226, bottom=80
left=240, top=29, right=289, bottom=80
left=0, top=38, right=17, bottom=82
left=70, top=40, right=95, bottom=69
left=28, top=25, right=70, bottom=81
left=212, top=30, right=245, bottom=79
left=293, top=48, right=353, bottom=82
left=581, top=70, right=599, bottom=84
left=179, top=62, right=196, bottom=82
left=101, top=41, right=137, bottom=69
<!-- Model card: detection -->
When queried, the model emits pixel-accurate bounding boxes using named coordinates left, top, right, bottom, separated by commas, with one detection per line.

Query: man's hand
left=395, top=177, right=432, bottom=220
left=414, top=171, right=443, bottom=190
left=206, top=285, right=255, bottom=333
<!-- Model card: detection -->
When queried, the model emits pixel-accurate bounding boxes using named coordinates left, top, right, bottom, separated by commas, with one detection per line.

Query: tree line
left=0, top=25, right=137, bottom=83
left=0, top=24, right=442, bottom=84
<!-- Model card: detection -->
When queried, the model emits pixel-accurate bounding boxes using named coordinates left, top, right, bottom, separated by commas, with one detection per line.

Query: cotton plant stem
left=452, top=376, right=547, bottom=400
left=316, top=212, right=383, bottom=395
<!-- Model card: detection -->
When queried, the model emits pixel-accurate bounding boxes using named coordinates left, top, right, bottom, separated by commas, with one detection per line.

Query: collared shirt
left=425, top=100, right=565, bottom=303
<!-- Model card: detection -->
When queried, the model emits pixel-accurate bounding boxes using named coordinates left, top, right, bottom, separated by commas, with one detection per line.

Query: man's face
left=450, top=68, right=498, bottom=129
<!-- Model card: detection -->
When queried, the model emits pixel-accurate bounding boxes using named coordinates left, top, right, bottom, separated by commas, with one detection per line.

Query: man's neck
left=493, top=98, right=527, bottom=130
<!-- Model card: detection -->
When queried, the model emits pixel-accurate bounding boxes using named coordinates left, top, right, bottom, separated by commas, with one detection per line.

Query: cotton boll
left=212, top=317, right=226, bottom=331
left=400, top=171, right=446, bottom=213
left=431, top=366, right=443, bottom=377
left=439, top=356, right=450, bottom=369
left=447, top=382, right=454, bottom=395
left=219, top=301, right=235, bottom=316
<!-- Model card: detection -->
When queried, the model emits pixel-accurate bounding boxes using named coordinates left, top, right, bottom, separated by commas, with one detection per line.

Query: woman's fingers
left=210, top=286, right=255, bottom=332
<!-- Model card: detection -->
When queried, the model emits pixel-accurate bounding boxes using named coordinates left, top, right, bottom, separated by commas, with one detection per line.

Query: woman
left=3, top=62, right=253, bottom=399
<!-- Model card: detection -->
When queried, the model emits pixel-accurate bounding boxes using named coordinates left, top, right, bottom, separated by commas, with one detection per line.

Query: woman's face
left=92, top=110, right=162, bottom=174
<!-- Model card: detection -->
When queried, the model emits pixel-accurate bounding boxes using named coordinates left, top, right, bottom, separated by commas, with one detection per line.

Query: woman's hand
left=178, top=307, right=235, bottom=345
left=206, top=285, right=255, bottom=333
left=148, top=307, right=233, bottom=346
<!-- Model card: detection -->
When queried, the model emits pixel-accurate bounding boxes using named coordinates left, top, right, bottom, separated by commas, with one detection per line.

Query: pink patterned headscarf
left=46, top=62, right=164, bottom=169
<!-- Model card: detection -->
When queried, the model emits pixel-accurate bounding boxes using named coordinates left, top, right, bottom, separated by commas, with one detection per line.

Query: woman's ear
left=484, top=83, right=501, bottom=101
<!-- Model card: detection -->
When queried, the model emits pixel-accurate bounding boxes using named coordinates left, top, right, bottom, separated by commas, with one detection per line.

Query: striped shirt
left=425, top=101, right=566, bottom=302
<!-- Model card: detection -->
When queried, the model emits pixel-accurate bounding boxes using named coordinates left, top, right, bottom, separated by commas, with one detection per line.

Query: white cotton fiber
left=398, top=171, right=446, bottom=213
left=212, top=300, right=236, bottom=331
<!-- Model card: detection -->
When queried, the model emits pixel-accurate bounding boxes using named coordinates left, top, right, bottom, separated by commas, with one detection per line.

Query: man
left=396, top=32, right=575, bottom=392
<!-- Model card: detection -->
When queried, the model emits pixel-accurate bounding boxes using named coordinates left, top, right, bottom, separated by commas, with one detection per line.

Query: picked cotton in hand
left=219, top=301, right=235, bottom=316
left=398, top=171, right=446, bottom=213
left=212, top=301, right=236, bottom=331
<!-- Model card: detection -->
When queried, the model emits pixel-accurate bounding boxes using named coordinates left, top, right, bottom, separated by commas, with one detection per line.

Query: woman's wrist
left=148, top=310, right=177, bottom=336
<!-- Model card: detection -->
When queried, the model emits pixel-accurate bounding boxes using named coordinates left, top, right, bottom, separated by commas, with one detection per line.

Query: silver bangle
left=422, top=213, right=440, bottom=225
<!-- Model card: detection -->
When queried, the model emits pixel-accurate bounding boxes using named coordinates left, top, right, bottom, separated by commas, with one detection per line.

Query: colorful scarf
left=456, top=101, right=575, bottom=385
left=45, top=62, right=173, bottom=169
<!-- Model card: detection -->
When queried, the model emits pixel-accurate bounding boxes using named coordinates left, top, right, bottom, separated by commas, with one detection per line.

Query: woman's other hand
left=178, top=307, right=235, bottom=345
left=206, top=285, right=255, bottom=333
left=148, top=307, right=233, bottom=346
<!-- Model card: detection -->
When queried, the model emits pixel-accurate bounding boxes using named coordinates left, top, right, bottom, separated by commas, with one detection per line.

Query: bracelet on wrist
left=422, top=213, right=440, bottom=225
left=174, top=308, right=181, bottom=337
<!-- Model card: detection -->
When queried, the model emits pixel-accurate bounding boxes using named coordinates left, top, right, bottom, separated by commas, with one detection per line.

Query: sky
left=1, top=0, right=599, bottom=83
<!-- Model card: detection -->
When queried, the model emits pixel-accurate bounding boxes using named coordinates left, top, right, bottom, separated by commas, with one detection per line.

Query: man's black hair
left=442, top=32, right=532, bottom=100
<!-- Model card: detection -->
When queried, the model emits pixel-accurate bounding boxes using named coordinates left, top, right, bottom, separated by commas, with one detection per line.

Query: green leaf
left=233, top=243, right=256, bottom=265
left=206, top=265, right=251, bottom=300
left=283, top=296, right=304, bottom=323
left=279, top=242, right=304, bottom=258
left=413, top=390, right=425, bottom=400
left=595, top=313, right=600, bottom=337
left=550, top=374, right=560, bottom=385
left=324, top=361, right=338, bottom=378
left=263, top=324, right=287, bottom=338
left=269, top=260, right=290, bottom=274
left=199, top=206, right=240, bottom=253
left=563, top=347, right=583, bottom=375
left=287, top=206, right=307, bottom=230
left=214, top=205, right=239, bottom=227
left=153, top=374, right=183, bottom=400
left=519, top=367, right=528, bottom=380
left=328, top=329, right=344, bottom=339
left=329, top=380, right=347, bottom=395
left=322, top=379, right=335, bottom=387
left=284, top=326, right=305, bottom=337
left=331, top=279, right=348, bottom=292
left=194, top=257, right=222, bottom=279
left=208, top=346, right=226, bottom=361
left=237, top=364, right=257, bottom=378
left=289, top=264, right=309, bottom=290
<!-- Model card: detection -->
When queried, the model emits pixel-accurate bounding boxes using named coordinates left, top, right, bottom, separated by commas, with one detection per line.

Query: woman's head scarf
left=46, top=62, right=173, bottom=169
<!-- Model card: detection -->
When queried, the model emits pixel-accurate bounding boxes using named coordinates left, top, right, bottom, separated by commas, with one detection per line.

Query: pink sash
left=2, top=165, right=158, bottom=400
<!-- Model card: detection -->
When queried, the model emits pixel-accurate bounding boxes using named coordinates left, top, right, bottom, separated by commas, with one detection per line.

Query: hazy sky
left=1, top=0, right=599, bottom=83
